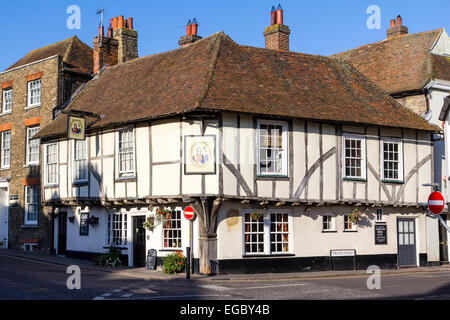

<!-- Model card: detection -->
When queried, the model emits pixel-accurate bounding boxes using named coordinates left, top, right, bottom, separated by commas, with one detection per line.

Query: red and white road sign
left=184, top=206, right=195, bottom=221
left=428, top=191, right=445, bottom=215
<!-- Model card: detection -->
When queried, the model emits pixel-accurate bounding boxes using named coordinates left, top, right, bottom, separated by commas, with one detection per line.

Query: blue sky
left=1, top=0, right=449, bottom=71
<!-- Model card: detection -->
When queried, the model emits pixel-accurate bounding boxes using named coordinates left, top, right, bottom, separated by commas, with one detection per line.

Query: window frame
left=115, top=127, right=136, bottom=179
left=256, top=119, right=289, bottom=177
left=162, top=209, right=183, bottom=250
left=342, top=133, right=367, bottom=181
left=2, top=88, right=12, bottom=114
left=344, top=214, right=357, bottom=231
left=381, top=137, right=404, bottom=183
left=26, top=126, right=40, bottom=166
left=72, top=139, right=88, bottom=184
left=24, top=186, right=39, bottom=225
left=322, top=214, right=336, bottom=232
left=27, top=79, right=41, bottom=108
left=44, top=142, right=59, bottom=186
left=242, top=209, right=292, bottom=256
left=106, top=212, right=128, bottom=247
left=1, top=130, right=11, bottom=169
left=376, top=209, right=385, bottom=222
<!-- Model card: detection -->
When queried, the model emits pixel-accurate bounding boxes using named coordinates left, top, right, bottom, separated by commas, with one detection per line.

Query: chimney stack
left=264, top=4, right=290, bottom=51
left=179, top=18, right=202, bottom=47
left=112, top=15, right=139, bottom=63
left=93, top=22, right=119, bottom=74
left=386, top=15, right=408, bottom=38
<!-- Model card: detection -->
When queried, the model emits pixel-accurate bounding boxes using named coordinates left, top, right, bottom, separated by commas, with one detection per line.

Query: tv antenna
left=96, top=8, right=104, bottom=47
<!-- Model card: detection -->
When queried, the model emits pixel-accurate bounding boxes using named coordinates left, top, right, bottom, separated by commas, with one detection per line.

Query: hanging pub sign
left=184, top=135, right=216, bottom=175
left=67, top=115, right=86, bottom=140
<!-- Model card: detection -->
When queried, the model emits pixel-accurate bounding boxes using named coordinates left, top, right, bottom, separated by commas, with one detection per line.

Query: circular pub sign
left=428, top=191, right=445, bottom=215
left=184, top=206, right=195, bottom=221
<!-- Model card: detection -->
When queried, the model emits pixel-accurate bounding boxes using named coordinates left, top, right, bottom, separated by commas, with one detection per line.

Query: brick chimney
left=179, top=18, right=202, bottom=47
left=386, top=15, right=408, bottom=38
left=264, top=4, right=290, bottom=51
left=112, top=15, right=139, bottom=63
left=93, top=24, right=119, bottom=74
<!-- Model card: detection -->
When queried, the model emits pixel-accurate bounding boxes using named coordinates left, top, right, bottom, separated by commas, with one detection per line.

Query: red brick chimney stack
left=387, top=15, right=408, bottom=38
left=264, top=4, right=290, bottom=51
left=93, top=21, right=119, bottom=74
left=179, top=18, right=202, bottom=47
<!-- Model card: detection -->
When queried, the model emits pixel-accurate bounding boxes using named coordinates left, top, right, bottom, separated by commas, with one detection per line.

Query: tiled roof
left=331, top=29, right=450, bottom=95
left=37, top=32, right=437, bottom=139
left=5, top=36, right=93, bottom=74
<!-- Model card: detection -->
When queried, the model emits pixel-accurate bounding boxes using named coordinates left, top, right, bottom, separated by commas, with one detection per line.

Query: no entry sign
left=428, top=191, right=445, bottom=215
left=184, top=206, right=195, bottom=221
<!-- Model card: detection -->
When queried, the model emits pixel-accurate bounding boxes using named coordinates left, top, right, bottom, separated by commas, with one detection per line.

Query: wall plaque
left=375, top=224, right=387, bottom=245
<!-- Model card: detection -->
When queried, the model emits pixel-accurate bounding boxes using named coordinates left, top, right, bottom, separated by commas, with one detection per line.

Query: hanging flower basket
left=143, top=217, right=155, bottom=231
left=250, top=212, right=263, bottom=220
left=349, top=208, right=363, bottom=224
left=87, top=216, right=99, bottom=227
left=155, top=209, right=171, bottom=224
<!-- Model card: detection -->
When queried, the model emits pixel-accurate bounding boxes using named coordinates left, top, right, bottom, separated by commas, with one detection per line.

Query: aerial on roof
left=37, top=32, right=437, bottom=140
left=5, top=36, right=93, bottom=74
left=332, top=29, right=450, bottom=95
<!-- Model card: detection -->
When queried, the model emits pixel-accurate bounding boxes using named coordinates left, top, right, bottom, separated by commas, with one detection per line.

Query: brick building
left=0, top=36, right=93, bottom=251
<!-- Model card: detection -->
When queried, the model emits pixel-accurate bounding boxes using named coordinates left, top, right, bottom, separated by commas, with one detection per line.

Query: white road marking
left=111, top=294, right=232, bottom=300
left=93, top=296, right=105, bottom=300
left=199, top=285, right=230, bottom=291
left=241, top=283, right=308, bottom=290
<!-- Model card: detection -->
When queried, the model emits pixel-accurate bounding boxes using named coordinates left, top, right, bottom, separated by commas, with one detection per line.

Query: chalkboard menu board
left=79, top=212, right=89, bottom=236
left=375, top=224, right=387, bottom=245
left=146, top=249, right=157, bottom=270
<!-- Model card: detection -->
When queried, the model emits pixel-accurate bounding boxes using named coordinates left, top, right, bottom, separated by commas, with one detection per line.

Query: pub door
left=133, top=216, right=146, bottom=267
left=439, top=214, right=449, bottom=263
left=58, top=212, right=67, bottom=255
left=397, top=218, right=417, bottom=267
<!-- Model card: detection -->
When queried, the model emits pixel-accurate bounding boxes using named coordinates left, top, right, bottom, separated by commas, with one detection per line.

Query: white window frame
left=242, top=209, right=292, bottom=256
left=44, top=142, right=58, bottom=186
left=27, top=79, right=41, bottom=108
left=72, top=139, right=88, bottom=183
left=381, top=137, right=404, bottom=182
left=115, top=127, right=136, bottom=179
left=1, top=130, right=11, bottom=169
left=342, top=133, right=366, bottom=180
left=24, top=186, right=39, bottom=225
left=257, top=119, right=288, bottom=177
left=26, top=126, right=40, bottom=165
left=162, top=209, right=183, bottom=249
left=376, top=209, right=384, bottom=222
left=344, top=214, right=357, bottom=231
left=322, top=214, right=335, bottom=232
left=106, top=212, right=128, bottom=247
left=2, top=89, right=12, bottom=114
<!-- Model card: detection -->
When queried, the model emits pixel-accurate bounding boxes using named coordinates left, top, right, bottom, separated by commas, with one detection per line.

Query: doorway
left=397, top=218, right=417, bottom=267
left=58, top=212, right=67, bottom=255
left=133, top=216, right=146, bottom=267
left=0, top=187, right=8, bottom=248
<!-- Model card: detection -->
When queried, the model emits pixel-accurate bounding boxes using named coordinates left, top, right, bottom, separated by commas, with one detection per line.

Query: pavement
left=1, top=248, right=450, bottom=282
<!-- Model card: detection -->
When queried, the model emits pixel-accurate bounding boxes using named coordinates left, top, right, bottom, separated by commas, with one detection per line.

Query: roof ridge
left=193, top=33, right=227, bottom=109
left=332, top=28, right=443, bottom=57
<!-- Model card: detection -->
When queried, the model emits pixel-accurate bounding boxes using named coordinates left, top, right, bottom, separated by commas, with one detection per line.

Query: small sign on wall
left=375, top=224, right=387, bottom=245
left=79, top=212, right=89, bottom=236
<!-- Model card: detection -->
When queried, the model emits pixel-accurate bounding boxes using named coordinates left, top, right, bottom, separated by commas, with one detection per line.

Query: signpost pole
left=437, top=214, right=450, bottom=234
left=186, top=246, right=191, bottom=280
left=190, top=220, right=194, bottom=274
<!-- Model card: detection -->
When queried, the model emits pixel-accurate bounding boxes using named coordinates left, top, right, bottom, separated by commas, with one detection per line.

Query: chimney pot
left=276, top=4, right=283, bottom=25
left=191, top=18, right=198, bottom=36
left=186, top=19, right=192, bottom=36
left=396, top=15, right=402, bottom=26
left=386, top=15, right=408, bottom=38
left=390, top=19, right=396, bottom=28
left=271, top=6, right=277, bottom=25
left=113, top=17, right=118, bottom=30
left=128, top=17, right=134, bottom=30
left=118, top=15, right=124, bottom=28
